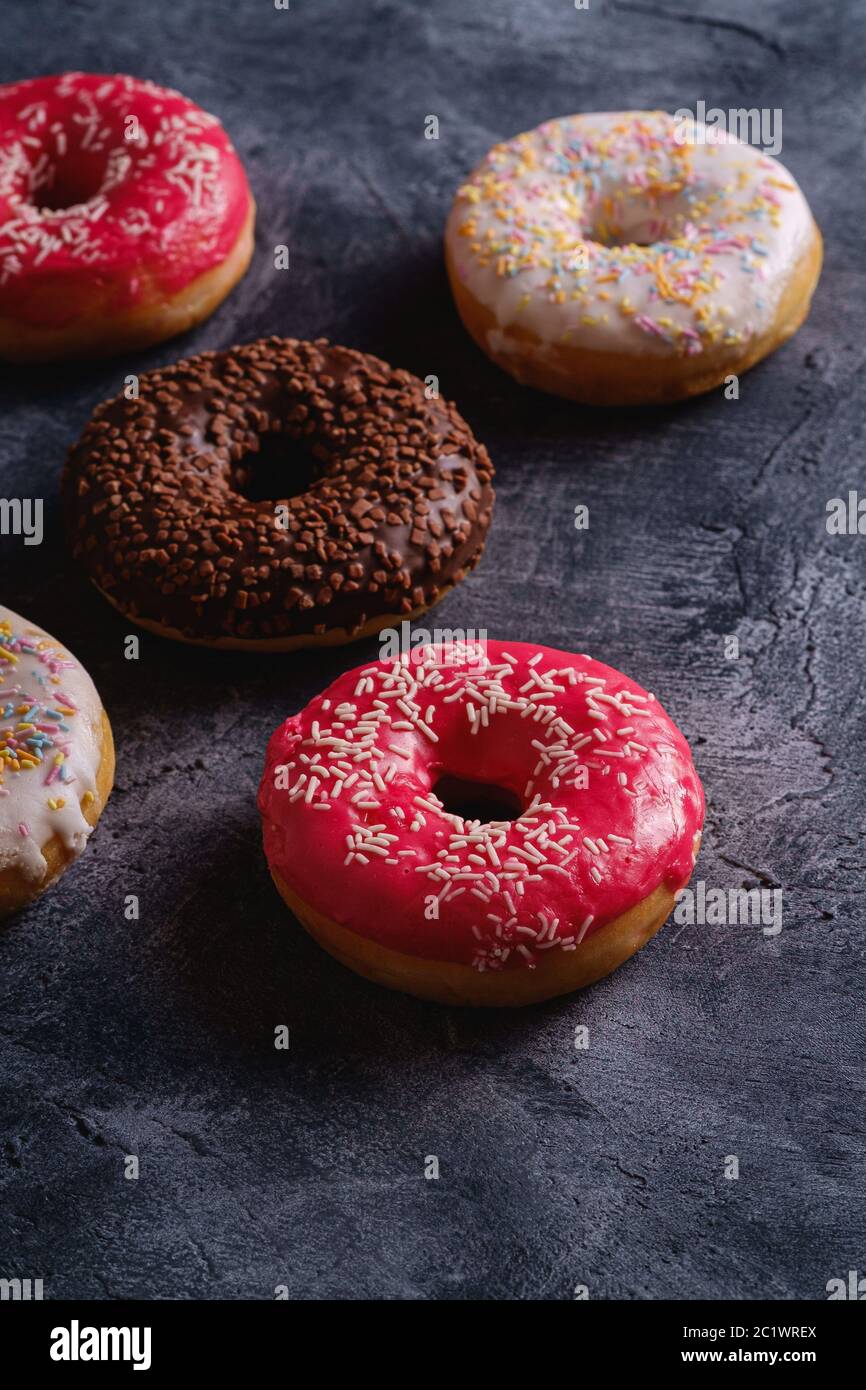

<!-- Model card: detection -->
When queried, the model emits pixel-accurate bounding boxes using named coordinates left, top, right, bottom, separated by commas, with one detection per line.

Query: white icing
left=0, top=605, right=104, bottom=882
left=445, top=110, right=817, bottom=359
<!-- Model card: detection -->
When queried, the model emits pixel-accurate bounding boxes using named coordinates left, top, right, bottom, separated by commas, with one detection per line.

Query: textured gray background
left=0, top=0, right=863, bottom=1301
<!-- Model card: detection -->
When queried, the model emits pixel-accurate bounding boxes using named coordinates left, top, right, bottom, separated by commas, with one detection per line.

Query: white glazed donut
left=0, top=605, right=114, bottom=916
left=445, top=110, right=823, bottom=405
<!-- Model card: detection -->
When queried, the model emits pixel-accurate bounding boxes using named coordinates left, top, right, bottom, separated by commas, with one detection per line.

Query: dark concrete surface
left=0, top=0, right=864, bottom=1301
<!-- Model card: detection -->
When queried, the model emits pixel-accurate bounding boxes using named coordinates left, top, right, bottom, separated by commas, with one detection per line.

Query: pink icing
left=258, top=640, right=705, bottom=972
left=0, top=72, right=252, bottom=326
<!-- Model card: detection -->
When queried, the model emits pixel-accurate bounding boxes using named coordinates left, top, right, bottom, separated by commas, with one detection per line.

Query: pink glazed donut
left=258, top=639, right=705, bottom=1006
left=0, top=72, right=255, bottom=361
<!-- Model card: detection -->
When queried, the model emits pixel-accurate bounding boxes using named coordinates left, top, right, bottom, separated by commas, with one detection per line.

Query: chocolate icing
left=63, top=337, right=495, bottom=644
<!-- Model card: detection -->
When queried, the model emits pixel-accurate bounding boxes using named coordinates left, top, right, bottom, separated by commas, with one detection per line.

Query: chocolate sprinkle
left=63, top=337, right=495, bottom=645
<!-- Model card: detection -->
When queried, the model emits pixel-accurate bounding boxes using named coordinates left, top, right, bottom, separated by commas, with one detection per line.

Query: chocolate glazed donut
left=63, top=337, right=495, bottom=649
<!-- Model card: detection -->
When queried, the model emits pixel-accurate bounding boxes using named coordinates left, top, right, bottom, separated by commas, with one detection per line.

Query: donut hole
left=587, top=190, right=682, bottom=249
left=33, top=157, right=109, bottom=213
left=230, top=431, right=323, bottom=502
left=432, top=774, right=522, bottom=826
left=590, top=220, right=665, bottom=249
left=595, top=232, right=658, bottom=248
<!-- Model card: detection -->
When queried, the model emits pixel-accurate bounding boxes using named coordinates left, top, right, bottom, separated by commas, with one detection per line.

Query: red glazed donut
left=0, top=72, right=254, bottom=361
left=258, top=639, right=705, bottom=1006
